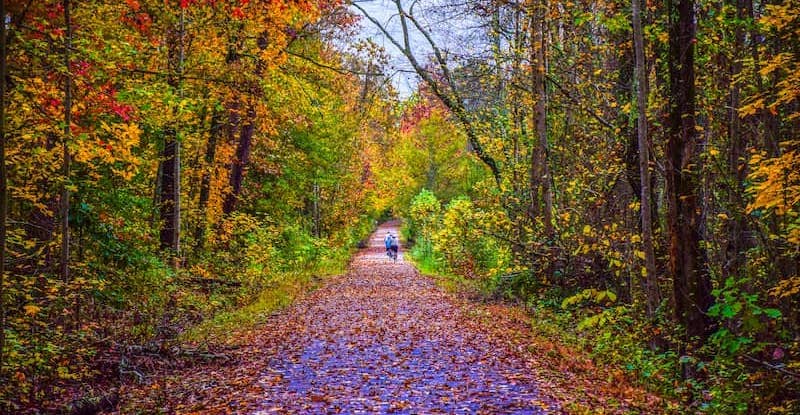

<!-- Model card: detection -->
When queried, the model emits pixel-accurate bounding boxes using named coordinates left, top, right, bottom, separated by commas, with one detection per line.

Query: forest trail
left=112, top=223, right=667, bottom=414
left=114, top=221, right=566, bottom=414
left=250, top=221, right=554, bottom=414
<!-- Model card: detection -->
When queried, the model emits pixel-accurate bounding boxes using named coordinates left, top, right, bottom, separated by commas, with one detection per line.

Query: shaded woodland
left=0, top=0, right=798, bottom=413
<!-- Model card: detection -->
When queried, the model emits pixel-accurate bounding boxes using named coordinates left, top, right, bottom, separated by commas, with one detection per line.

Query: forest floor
left=108, top=222, right=666, bottom=414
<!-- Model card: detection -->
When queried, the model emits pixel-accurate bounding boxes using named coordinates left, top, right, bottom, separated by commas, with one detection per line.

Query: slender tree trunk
left=666, top=0, right=714, bottom=354
left=312, top=181, right=320, bottom=237
left=159, top=128, right=180, bottom=252
left=633, top=0, right=660, bottom=317
left=60, top=0, right=72, bottom=285
left=529, top=5, right=552, bottom=240
left=195, top=109, right=222, bottom=248
left=723, top=0, right=750, bottom=278
left=223, top=104, right=255, bottom=215
left=159, top=11, right=184, bottom=255
left=0, top=0, right=8, bottom=379
left=613, top=14, right=640, bottom=303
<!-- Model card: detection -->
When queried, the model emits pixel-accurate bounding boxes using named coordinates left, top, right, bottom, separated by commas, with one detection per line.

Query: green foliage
left=561, top=288, right=618, bottom=309
left=431, top=197, right=510, bottom=279
left=708, top=277, right=782, bottom=355
left=407, top=189, right=441, bottom=254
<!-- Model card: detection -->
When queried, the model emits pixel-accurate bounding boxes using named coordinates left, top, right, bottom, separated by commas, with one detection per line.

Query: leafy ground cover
left=104, top=222, right=667, bottom=414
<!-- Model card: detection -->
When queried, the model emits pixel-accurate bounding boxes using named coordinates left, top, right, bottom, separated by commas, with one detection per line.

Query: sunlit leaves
left=747, top=145, right=800, bottom=246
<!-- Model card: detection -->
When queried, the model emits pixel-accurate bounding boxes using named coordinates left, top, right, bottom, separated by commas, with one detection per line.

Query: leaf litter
left=111, top=223, right=664, bottom=414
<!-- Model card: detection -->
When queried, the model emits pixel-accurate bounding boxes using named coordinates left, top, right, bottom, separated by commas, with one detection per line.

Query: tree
left=666, top=0, right=713, bottom=350
left=158, top=7, right=185, bottom=255
left=60, top=0, right=72, bottom=283
left=527, top=0, right=553, bottom=241
left=0, top=0, right=8, bottom=381
left=632, top=0, right=659, bottom=317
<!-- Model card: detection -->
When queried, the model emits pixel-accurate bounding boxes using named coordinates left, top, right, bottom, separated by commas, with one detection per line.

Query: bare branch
left=286, top=49, right=384, bottom=76
left=352, top=0, right=501, bottom=184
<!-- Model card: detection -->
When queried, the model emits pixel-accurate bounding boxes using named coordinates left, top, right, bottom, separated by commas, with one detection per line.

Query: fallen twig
left=743, top=354, right=800, bottom=380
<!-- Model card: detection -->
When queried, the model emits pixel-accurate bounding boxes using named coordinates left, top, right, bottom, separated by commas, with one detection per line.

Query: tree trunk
left=159, top=128, right=180, bottom=252
left=0, top=0, right=8, bottom=379
left=159, top=12, right=184, bottom=255
left=312, top=182, right=320, bottom=238
left=723, top=0, right=750, bottom=279
left=633, top=0, right=661, bottom=318
left=529, top=5, right=553, bottom=240
left=223, top=104, right=255, bottom=215
left=195, top=109, right=222, bottom=248
left=60, top=0, right=72, bottom=283
left=666, top=0, right=713, bottom=351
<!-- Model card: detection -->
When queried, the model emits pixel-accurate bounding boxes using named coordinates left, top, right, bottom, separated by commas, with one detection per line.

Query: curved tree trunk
left=223, top=104, right=255, bottom=215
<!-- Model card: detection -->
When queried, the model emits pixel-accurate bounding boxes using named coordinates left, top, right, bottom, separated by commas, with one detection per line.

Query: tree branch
left=353, top=0, right=501, bottom=184
left=285, top=49, right=384, bottom=76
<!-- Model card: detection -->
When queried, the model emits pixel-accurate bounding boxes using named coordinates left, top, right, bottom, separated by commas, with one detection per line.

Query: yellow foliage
left=23, top=304, right=41, bottom=316
left=747, top=148, right=800, bottom=215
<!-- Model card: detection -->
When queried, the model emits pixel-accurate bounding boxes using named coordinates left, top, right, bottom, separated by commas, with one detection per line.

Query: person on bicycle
left=384, top=231, right=393, bottom=256
left=384, top=232, right=399, bottom=260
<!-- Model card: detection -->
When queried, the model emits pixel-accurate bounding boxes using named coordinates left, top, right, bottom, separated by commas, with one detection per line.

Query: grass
left=180, top=245, right=355, bottom=346
left=406, top=243, right=486, bottom=295
left=179, top=271, right=315, bottom=345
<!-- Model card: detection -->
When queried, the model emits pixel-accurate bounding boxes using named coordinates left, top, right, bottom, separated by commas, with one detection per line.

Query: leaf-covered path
left=114, top=222, right=665, bottom=414
left=251, top=221, right=554, bottom=414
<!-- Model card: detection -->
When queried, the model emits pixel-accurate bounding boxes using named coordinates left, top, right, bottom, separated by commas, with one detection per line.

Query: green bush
left=431, top=197, right=509, bottom=279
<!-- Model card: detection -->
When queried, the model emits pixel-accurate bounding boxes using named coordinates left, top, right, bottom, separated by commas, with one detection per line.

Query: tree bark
left=159, top=128, right=180, bottom=252
left=633, top=0, right=661, bottom=318
left=60, top=0, right=72, bottom=283
left=159, top=11, right=184, bottom=254
left=666, top=0, right=713, bottom=350
left=529, top=4, right=553, bottom=240
left=0, top=0, right=8, bottom=379
left=195, top=109, right=222, bottom=247
left=223, top=104, right=255, bottom=215
left=723, top=0, right=750, bottom=278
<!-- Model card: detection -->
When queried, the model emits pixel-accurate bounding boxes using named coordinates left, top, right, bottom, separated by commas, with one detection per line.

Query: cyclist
left=384, top=231, right=399, bottom=261
left=384, top=231, right=393, bottom=256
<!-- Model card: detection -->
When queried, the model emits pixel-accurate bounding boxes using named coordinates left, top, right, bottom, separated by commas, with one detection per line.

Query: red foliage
left=399, top=102, right=432, bottom=134
left=125, top=0, right=141, bottom=11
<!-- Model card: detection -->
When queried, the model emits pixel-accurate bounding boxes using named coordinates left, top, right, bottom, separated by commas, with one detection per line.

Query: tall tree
left=353, top=0, right=501, bottom=184
left=223, top=103, right=255, bottom=214
left=60, top=0, right=73, bottom=282
left=159, top=9, right=184, bottom=255
left=666, top=0, right=713, bottom=350
left=722, top=0, right=750, bottom=279
left=528, top=0, right=553, bottom=240
left=632, top=0, right=660, bottom=317
left=0, top=0, right=8, bottom=380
